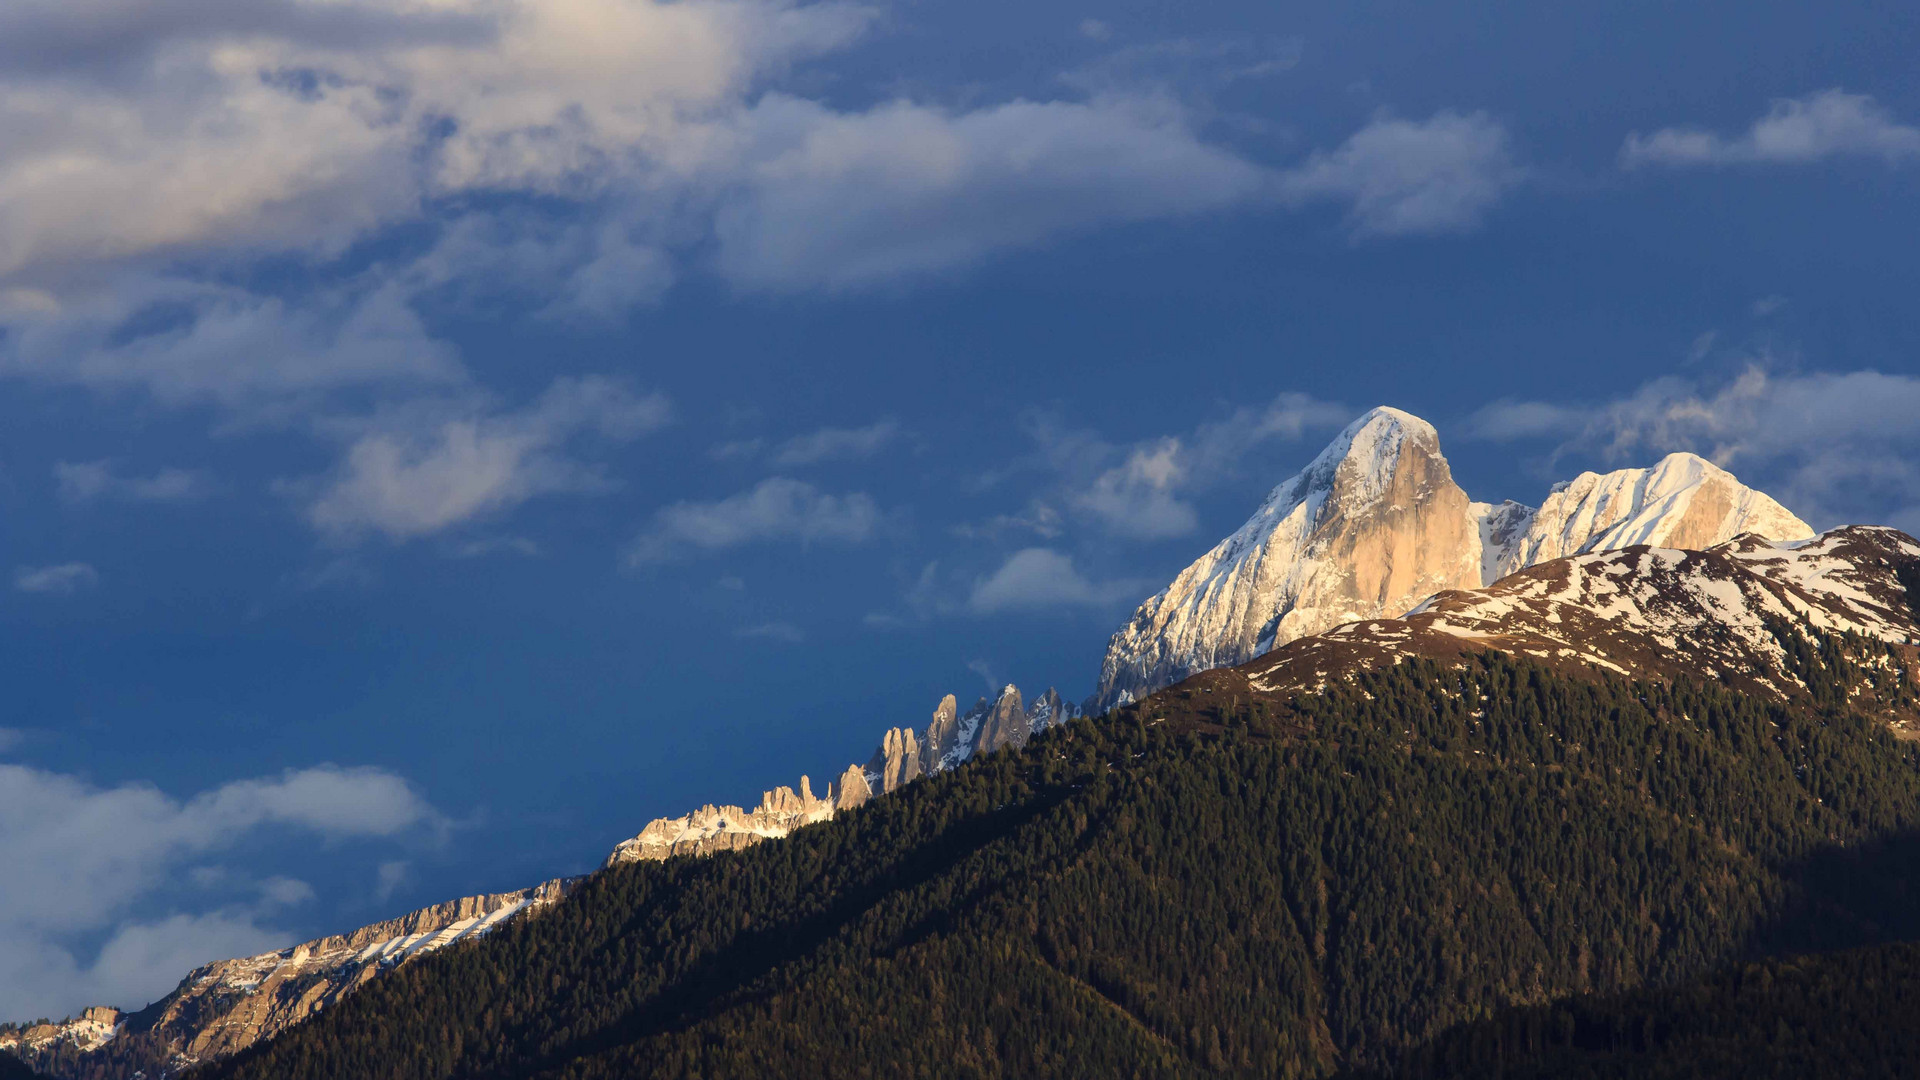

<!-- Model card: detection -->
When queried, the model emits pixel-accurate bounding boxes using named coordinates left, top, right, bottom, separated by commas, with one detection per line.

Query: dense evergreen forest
left=1359, top=941, right=1920, bottom=1079
left=193, top=650, right=1920, bottom=1080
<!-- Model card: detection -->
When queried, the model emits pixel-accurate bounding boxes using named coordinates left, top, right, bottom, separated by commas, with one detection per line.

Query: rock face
left=3, top=881, right=571, bottom=1080
left=605, top=776, right=839, bottom=865
left=1095, top=407, right=1817, bottom=711
left=866, top=727, right=923, bottom=794
left=1096, top=408, right=1487, bottom=711
left=919, top=694, right=960, bottom=775
left=1026, top=687, right=1071, bottom=735
left=834, top=764, right=873, bottom=810
left=973, top=685, right=1028, bottom=754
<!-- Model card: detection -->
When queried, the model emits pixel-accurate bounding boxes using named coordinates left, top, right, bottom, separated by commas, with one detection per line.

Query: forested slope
left=1365, top=940, right=1920, bottom=1079
left=201, top=650, right=1920, bottom=1080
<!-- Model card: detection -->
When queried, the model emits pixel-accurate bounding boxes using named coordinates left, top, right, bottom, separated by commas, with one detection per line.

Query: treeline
left=192, top=651, right=1920, bottom=1080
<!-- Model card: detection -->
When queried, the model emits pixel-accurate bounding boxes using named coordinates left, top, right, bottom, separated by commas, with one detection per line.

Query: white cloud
left=770, top=419, right=901, bottom=466
left=55, top=461, right=210, bottom=505
left=628, top=477, right=881, bottom=564
left=1623, top=89, right=1920, bottom=168
left=0, top=760, right=441, bottom=1017
left=15, top=562, right=99, bottom=594
left=0, top=276, right=464, bottom=411
left=1276, top=110, right=1526, bottom=236
left=1464, top=399, right=1586, bottom=441
left=0, top=0, right=874, bottom=283
left=0, top=0, right=1505, bottom=445
left=1073, top=438, right=1198, bottom=538
left=0, top=0, right=1282, bottom=376
left=306, top=376, right=670, bottom=541
left=448, top=537, right=543, bottom=559
left=709, top=94, right=1270, bottom=291
left=967, top=548, right=1142, bottom=613
left=951, top=501, right=1065, bottom=541
left=735, top=621, right=806, bottom=643
left=374, top=860, right=410, bottom=904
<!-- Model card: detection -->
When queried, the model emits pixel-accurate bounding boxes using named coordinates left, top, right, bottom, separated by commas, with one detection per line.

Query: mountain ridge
left=3, top=406, right=1867, bottom=1080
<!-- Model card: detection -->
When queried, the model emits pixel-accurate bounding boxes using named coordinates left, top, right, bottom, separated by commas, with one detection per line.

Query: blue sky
left=3, top=0, right=1919, bottom=1019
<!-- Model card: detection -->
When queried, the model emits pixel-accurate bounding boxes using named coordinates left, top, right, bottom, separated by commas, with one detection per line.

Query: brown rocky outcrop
left=866, top=727, right=922, bottom=794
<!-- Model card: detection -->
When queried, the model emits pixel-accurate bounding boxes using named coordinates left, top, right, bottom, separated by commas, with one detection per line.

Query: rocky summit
left=1094, top=407, right=1813, bottom=710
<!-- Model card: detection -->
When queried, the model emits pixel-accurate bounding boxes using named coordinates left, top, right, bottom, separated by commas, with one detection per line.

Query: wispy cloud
left=14, top=562, right=99, bottom=594
left=967, top=548, right=1144, bottom=614
left=735, top=621, right=806, bottom=643
left=55, top=461, right=211, bottom=505
left=1276, top=110, right=1527, bottom=237
left=627, top=477, right=882, bottom=565
left=304, top=376, right=669, bottom=542
left=1623, top=89, right=1920, bottom=168
left=710, top=94, right=1270, bottom=292
left=1071, top=438, right=1197, bottom=539
left=770, top=420, right=901, bottom=467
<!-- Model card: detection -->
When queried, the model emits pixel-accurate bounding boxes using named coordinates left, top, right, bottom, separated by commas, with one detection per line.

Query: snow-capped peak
left=1094, top=406, right=1484, bottom=711
left=1488, top=451, right=1813, bottom=580
left=1297, top=406, right=1441, bottom=504
left=1096, top=409, right=1819, bottom=711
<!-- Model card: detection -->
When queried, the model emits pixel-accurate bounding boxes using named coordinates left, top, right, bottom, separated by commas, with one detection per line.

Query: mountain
left=185, top=639, right=1920, bottom=1080
left=1486, top=451, right=1818, bottom=580
left=0, top=406, right=1851, bottom=1079
left=1095, top=407, right=1812, bottom=710
left=1096, top=407, right=1487, bottom=711
left=0, top=881, right=570, bottom=1080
